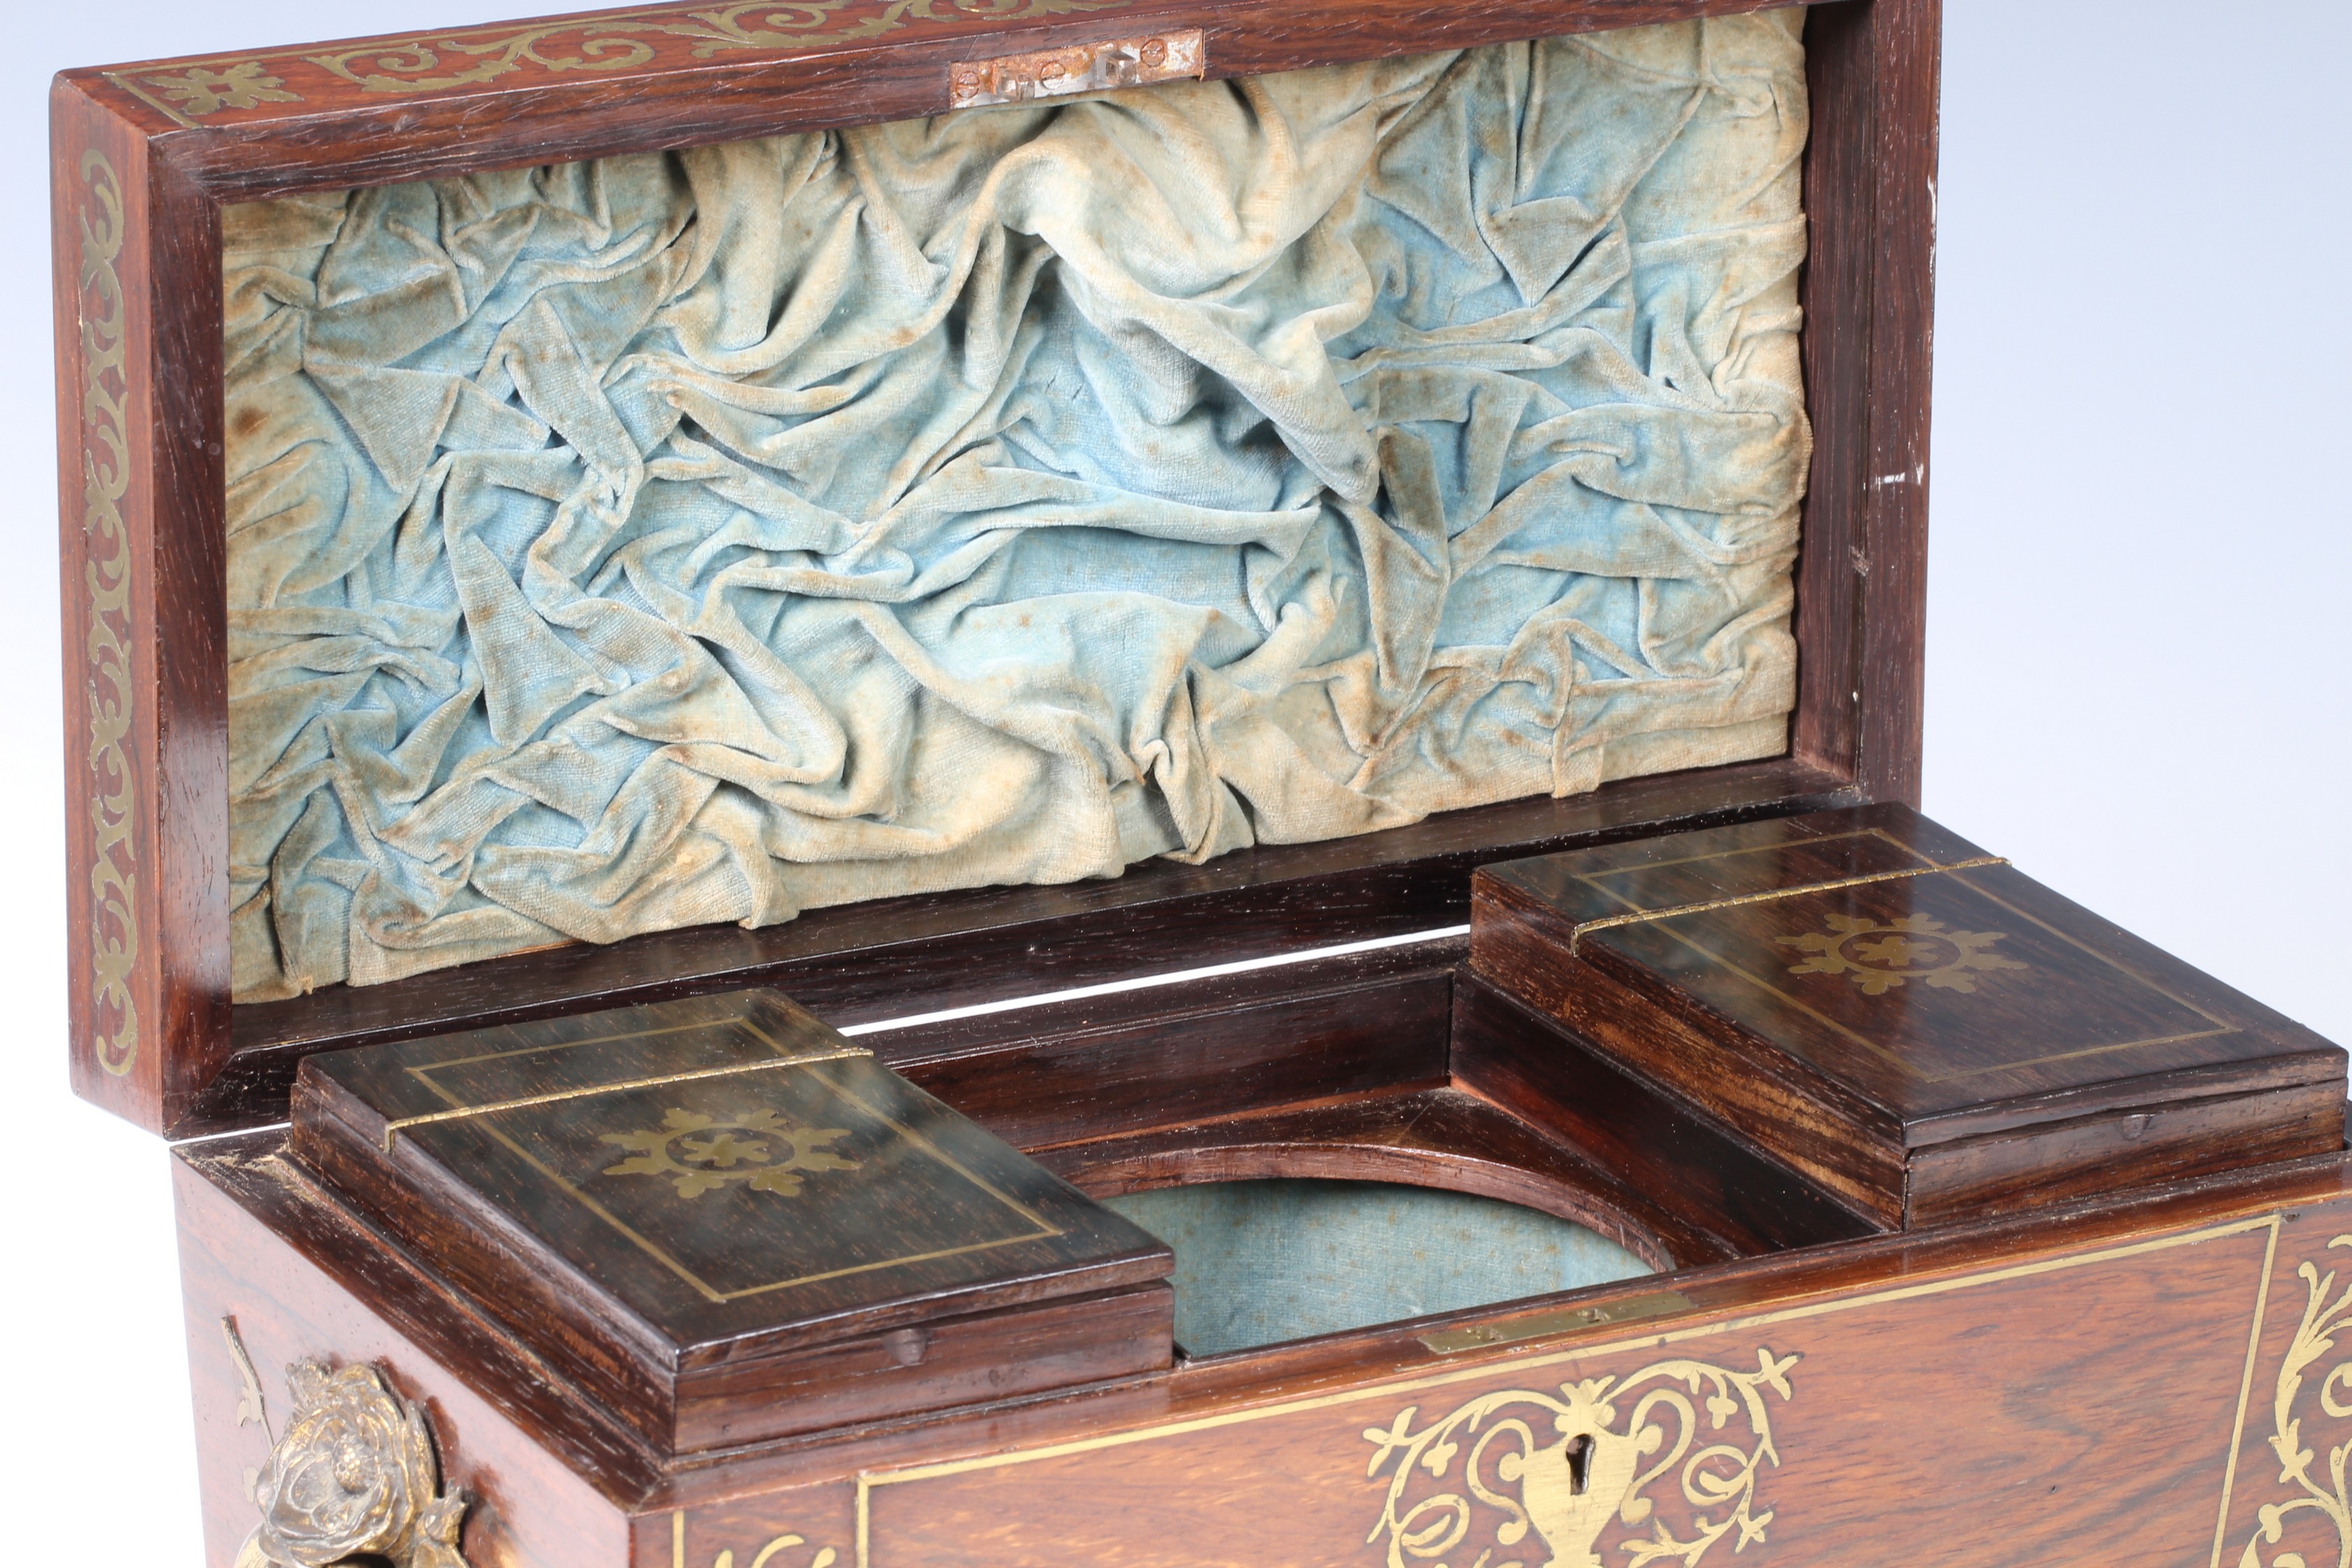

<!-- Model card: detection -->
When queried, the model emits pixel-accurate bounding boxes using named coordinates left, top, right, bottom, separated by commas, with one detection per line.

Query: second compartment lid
left=291, top=989, right=1170, bottom=1429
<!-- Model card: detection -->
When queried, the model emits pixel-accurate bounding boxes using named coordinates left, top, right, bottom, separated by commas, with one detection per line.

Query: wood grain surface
left=1470, top=802, right=2348, bottom=1225
left=1791, top=0, right=1941, bottom=803
left=290, top=990, right=1174, bottom=1453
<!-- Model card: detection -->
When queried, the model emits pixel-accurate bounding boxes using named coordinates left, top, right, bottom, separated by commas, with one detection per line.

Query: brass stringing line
left=416, top=1017, right=746, bottom=1071
left=380, top=1046, right=870, bottom=1149
left=1565, top=856, right=2011, bottom=954
left=2210, top=1215, right=2283, bottom=1568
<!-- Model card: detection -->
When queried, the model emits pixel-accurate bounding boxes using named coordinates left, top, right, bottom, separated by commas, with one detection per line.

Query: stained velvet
left=223, top=13, right=1811, bottom=999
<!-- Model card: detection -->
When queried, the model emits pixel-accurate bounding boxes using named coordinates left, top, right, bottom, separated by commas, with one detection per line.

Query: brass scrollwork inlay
left=76, top=148, right=138, bottom=1079
left=672, top=1511, right=841, bottom=1568
left=305, top=27, right=662, bottom=94
left=2237, top=1234, right=2352, bottom=1568
left=108, top=0, right=1155, bottom=124
left=1363, top=1349, right=1798, bottom=1568
left=301, top=0, right=1139, bottom=96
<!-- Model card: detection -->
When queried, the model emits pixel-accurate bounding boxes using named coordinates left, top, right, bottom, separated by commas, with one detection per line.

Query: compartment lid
left=290, top=989, right=1171, bottom=1449
left=1470, top=804, right=2346, bottom=1222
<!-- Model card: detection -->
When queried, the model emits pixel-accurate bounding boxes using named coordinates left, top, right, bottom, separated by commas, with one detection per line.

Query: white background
left=1, top=2, right=2345, bottom=1560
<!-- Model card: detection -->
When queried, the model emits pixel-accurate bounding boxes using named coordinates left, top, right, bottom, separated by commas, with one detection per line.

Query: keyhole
left=1565, top=1433, right=1595, bottom=1495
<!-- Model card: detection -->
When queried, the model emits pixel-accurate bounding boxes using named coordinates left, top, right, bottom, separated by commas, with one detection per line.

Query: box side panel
left=1793, top=0, right=1940, bottom=799
left=175, top=1139, right=639, bottom=1568
left=1905, top=1084, right=2349, bottom=1228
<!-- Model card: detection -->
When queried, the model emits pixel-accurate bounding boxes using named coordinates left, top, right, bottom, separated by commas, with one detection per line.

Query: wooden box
left=1470, top=802, right=2349, bottom=1227
left=291, top=989, right=1174, bottom=1453
left=52, top=2, right=2352, bottom=1567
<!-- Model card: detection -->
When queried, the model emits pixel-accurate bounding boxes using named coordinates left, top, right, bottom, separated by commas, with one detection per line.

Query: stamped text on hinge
left=947, top=28, right=1206, bottom=108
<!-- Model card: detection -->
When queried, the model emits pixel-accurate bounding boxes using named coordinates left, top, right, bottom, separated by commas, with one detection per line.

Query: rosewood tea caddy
left=50, top=1, right=2352, bottom=1566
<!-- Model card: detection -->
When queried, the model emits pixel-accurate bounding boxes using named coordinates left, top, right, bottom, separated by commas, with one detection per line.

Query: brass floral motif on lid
left=602, top=1106, right=859, bottom=1198
left=1777, top=912, right=2026, bottom=996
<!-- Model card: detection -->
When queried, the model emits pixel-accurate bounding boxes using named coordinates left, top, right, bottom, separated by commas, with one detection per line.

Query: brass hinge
left=948, top=28, right=1205, bottom=109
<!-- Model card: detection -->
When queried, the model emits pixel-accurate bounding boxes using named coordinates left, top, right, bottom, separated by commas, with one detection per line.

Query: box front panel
left=852, top=1212, right=2285, bottom=1567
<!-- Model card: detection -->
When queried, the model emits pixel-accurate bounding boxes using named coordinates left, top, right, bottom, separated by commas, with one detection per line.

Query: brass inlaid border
left=401, top=1023, right=1058, bottom=1305
left=1571, top=828, right=2238, bottom=1083
left=75, top=147, right=139, bottom=1079
left=99, top=0, right=1146, bottom=126
left=387, top=1017, right=870, bottom=1147
left=1419, top=1289, right=1698, bottom=1353
left=2207, top=1216, right=2281, bottom=1568
left=852, top=1213, right=2284, bottom=1568
left=1566, top=855, right=2009, bottom=952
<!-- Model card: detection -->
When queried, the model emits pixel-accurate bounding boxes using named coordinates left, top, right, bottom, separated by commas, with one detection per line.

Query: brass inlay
left=103, top=0, right=1146, bottom=126
left=140, top=61, right=297, bottom=115
left=1420, top=1290, right=1697, bottom=1355
left=2210, top=1219, right=2282, bottom=1568
left=602, top=1107, right=858, bottom=1198
left=400, top=1032, right=1060, bottom=1304
left=1568, top=829, right=2238, bottom=1082
left=75, top=148, right=138, bottom=1079
left=1363, top=1349, right=1796, bottom=1568
left=947, top=27, right=1203, bottom=107
left=1778, top=912, right=2026, bottom=996
left=383, top=1040, right=869, bottom=1148
left=671, top=1511, right=840, bottom=1568
left=1565, top=855, right=2009, bottom=952
left=221, top=1316, right=270, bottom=1437
left=2226, top=1232, right=2352, bottom=1568
left=852, top=1213, right=2281, bottom=1568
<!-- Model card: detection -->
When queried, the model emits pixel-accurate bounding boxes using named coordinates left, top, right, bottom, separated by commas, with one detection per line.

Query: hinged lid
left=54, top=0, right=1939, bottom=1139
left=1470, top=804, right=2348, bottom=1226
left=291, top=989, right=1172, bottom=1452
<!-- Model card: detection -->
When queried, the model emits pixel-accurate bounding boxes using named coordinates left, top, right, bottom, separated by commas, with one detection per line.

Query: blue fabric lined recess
left=1101, top=1178, right=1654, bottom=1355
left=222, top=13, right=1811, bottom=999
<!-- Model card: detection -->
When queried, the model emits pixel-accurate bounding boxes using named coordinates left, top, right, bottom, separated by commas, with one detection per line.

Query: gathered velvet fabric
left=223, top=13, right=1811, bottom=1000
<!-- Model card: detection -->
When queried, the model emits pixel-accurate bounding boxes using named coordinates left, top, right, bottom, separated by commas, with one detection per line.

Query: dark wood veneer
left=290, top=991, right=1176, bottom=1455
left=1470, top=803, right=2349, bottom=1227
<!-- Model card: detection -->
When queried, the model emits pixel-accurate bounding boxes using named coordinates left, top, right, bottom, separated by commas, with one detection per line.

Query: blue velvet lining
left=222, top=14, right=1810, bottom=998
left=1103, top=1178, right=1653, bottom=1354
